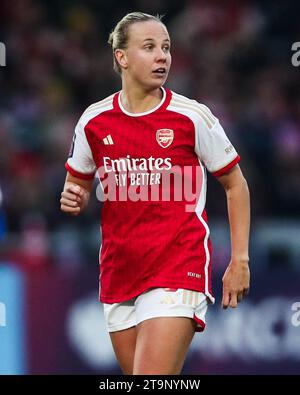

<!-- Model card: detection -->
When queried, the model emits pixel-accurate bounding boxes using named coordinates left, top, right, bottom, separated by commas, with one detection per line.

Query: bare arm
left=60, top=172, right=94, bottom=216
left=216, top=164, right=250, bottom=309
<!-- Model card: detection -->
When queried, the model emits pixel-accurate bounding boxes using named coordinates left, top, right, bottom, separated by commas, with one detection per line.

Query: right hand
left=60, top=182, right=90, bottom=216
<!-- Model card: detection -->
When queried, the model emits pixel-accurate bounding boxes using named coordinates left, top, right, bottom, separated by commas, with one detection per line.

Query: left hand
left=222, top=259, right=250, bottom=309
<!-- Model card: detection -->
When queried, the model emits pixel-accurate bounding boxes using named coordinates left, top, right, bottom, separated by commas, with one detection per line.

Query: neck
left=120, top=79, right=163, bottom=114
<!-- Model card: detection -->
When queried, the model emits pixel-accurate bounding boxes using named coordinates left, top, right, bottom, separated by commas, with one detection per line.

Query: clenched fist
left=60, top=182, right=90, bottom=216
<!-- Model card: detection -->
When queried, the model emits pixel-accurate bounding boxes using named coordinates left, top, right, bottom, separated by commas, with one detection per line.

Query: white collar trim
left=118, top=87, right=166, bottom=117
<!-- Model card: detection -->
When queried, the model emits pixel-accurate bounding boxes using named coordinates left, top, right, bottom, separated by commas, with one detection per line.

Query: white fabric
left=168, top=92, right=238, bottom=174
left=103, top=287, right=209, bottom=333
left=67, top=97, right=114, bottom=175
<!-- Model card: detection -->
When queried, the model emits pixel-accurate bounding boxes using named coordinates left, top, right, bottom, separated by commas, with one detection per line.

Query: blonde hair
left=108, top=12, right=164, bottom=74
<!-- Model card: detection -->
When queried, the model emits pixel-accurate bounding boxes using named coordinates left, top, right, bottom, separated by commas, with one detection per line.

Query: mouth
left=152, top=67, right=167, bottom=76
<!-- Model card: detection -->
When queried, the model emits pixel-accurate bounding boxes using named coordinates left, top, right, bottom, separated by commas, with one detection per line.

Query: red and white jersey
left=65, top=88, right=240, bottom=304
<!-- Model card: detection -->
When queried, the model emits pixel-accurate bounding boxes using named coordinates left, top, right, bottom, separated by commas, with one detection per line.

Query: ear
left=115, top=49, right=128, bottom=70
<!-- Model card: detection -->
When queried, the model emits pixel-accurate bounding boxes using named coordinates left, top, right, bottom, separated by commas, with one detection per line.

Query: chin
left=144, top=78, right=166, bottom=91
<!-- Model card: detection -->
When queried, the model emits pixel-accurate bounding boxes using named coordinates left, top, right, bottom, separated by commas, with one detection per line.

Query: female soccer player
left=60, top=12, right=250, bottom=375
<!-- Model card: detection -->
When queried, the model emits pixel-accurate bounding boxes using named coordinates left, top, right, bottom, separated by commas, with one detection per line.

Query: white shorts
left=103, top=288, right=209, bottom=333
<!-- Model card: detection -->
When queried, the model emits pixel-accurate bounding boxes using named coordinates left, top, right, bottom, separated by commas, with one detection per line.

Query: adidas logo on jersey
left=103, top=135, right=114, bottom=145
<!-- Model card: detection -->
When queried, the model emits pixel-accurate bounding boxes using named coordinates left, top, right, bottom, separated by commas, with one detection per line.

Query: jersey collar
left=115, top=87, right=171, bottom=117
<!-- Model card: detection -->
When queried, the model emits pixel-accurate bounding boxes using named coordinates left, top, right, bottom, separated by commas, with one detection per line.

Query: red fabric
left=212, top=155, right=240, bottom=177
left=68, top=89, right=233, bottom=304
left=193, top=314, right=206, bottom=332
left=65, top=162, right=95, bottom=180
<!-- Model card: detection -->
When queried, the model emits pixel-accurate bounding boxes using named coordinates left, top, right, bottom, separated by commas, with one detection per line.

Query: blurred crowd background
left=0, top=0, right=300, bottom=375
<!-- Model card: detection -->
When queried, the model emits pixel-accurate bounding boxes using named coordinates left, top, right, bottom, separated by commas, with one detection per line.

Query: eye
left=144, top=44, right=154, bottom=50
left=163, top=45, right=170, bottom=52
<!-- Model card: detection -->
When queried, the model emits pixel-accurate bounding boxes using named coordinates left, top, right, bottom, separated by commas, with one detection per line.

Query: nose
left=155, top=48, right=167, bottom=62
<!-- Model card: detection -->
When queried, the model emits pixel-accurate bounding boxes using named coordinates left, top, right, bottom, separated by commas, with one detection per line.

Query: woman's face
left=118, top=20, right=172, bottom=90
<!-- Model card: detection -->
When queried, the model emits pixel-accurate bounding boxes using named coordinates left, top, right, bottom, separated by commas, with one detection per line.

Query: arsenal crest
left=156, top=129, right=174, bottom=148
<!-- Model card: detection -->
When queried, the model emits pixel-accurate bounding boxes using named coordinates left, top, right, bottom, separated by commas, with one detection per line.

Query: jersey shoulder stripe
left=80, top=93, right=115, bottom=126
left=85, top=93, right=115, bottom=112
left=170, top=92, right=217, bottom=130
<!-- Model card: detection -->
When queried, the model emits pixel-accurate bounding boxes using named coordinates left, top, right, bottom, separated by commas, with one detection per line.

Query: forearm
left=65, top=172, right=94, bottom=193
left=217, top=166, right=250, bottom=308
left=225, top=177, right=250, bottom=263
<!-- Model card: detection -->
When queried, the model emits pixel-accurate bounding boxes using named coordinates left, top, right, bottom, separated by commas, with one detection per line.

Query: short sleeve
left=65, top=118, right=96, bottom=180
left=194, top=105, right=240, bottom=176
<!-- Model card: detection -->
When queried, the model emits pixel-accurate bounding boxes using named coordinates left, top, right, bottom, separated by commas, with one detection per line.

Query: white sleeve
left=65, top=118, right=96, bottom=179
left=194, top=105, right=240, bottom=176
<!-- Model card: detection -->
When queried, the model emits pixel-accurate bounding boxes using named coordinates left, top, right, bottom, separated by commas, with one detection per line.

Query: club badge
left=156, top=129, right=174, bottom=148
